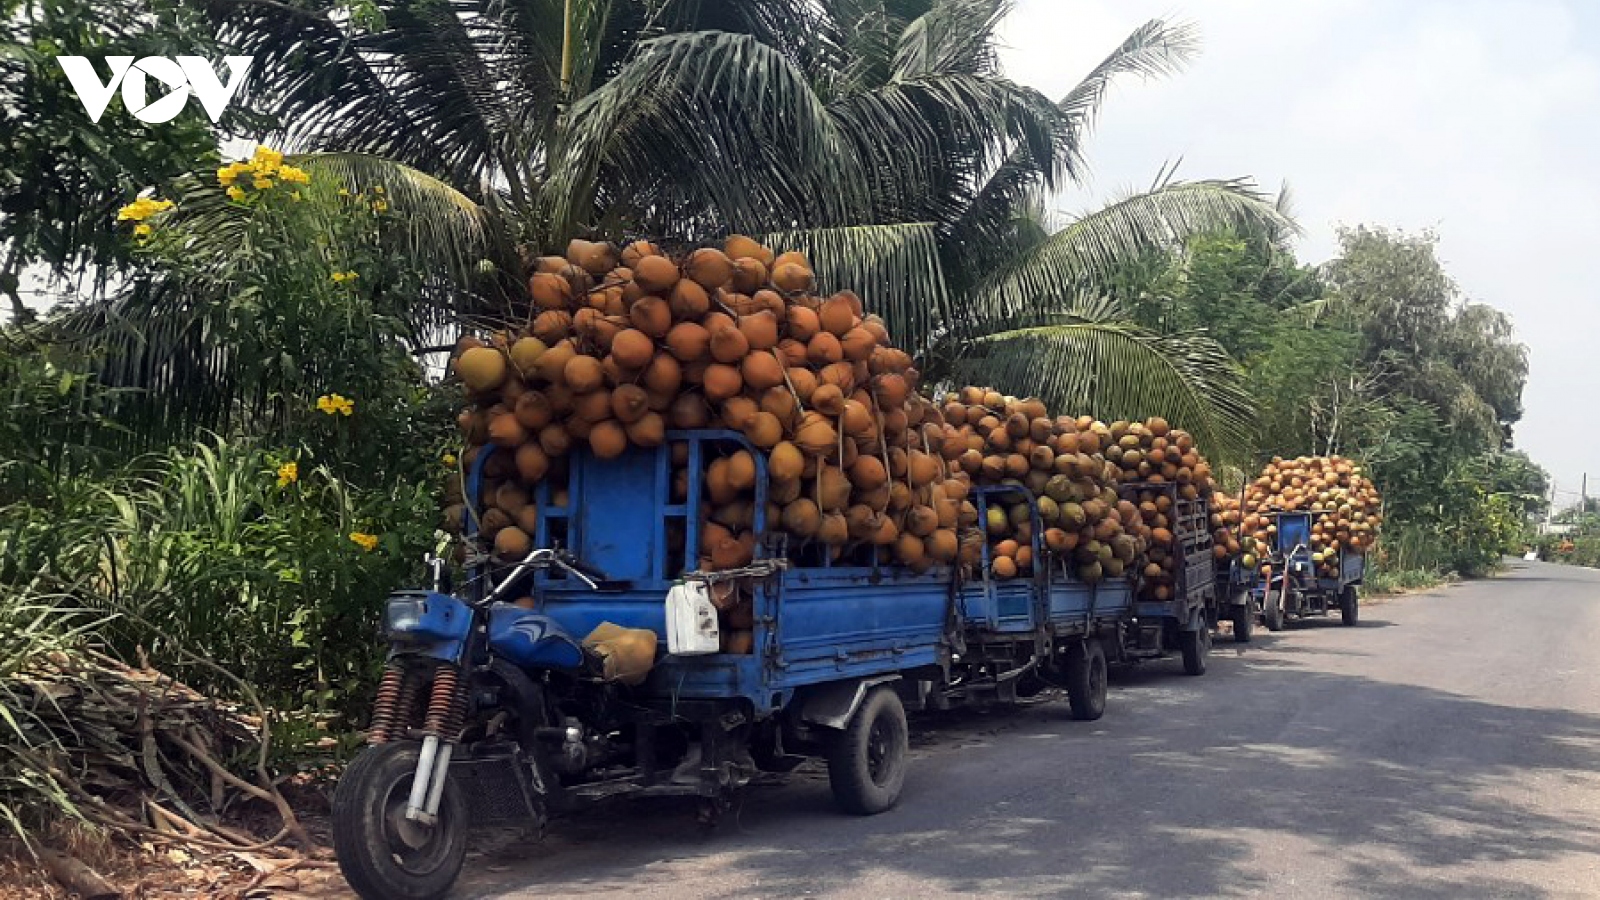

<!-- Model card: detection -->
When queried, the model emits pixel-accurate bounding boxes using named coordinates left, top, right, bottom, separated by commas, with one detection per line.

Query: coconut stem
left=872, top=402, right=894, bottom=494
left=775, top=350, right=805, bottom=420
left=922, top=427, right=946, bottom=506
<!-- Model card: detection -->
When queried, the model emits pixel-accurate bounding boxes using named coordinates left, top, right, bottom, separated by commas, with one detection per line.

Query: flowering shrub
left=115, top=147, right=457, bottom=490
left=72, top=151, right=463, bottom=720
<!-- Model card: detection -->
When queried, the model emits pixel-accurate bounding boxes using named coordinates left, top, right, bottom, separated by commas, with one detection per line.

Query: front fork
left=367, top=660, right=468, bottom=824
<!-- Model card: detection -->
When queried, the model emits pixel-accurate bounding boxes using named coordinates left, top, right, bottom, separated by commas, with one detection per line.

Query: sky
left=995, top=0, right=1600, bottom=508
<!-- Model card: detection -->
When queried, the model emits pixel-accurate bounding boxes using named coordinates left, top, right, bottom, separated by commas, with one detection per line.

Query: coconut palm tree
left=62, top=0, right=1291, bottom=455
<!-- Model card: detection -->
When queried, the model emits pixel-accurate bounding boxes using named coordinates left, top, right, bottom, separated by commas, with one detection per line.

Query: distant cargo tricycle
left=1254, top=510, right=1365, bottom=630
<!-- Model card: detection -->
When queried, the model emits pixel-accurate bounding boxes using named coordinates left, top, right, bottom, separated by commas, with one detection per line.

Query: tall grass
left=1365, top=524, right=1450, bottom=594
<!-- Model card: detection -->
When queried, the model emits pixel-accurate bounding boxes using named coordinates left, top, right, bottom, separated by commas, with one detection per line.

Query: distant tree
left=1476, top=449, right=1549, bottom=519
left=1321, top=226, right=1522, bottom=451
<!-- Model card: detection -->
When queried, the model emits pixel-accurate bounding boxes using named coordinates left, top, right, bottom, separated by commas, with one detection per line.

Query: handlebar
left=479, top=548, right=604, bottom=607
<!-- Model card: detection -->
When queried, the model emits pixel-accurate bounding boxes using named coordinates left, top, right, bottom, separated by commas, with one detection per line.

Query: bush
left=1, top=435, right=440, bottom=722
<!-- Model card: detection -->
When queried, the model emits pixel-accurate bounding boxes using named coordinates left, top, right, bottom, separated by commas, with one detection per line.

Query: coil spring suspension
left=423, top=664, right=468, bottom=740
left=369, top=664, right=430, bottom=744
left=367, top=665, right=404, bottom=745
left=395, top=667, right=430, bottom=741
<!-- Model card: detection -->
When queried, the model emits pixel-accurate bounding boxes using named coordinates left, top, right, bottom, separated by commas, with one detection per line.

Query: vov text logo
left=57, top=56, right=253, bottom=124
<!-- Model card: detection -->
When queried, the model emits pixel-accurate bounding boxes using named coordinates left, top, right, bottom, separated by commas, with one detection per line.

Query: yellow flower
left=371, top=199, right=388, bottom=213
left=253, top=177, right=274, bottom=191
left=277, top=165, right=310, bottom=184
left=290, top=191, right=303, bottom=202
left=316, top=393, right=354, bottom=416
left=217, top=162, right=249, bottom=187
left=116, top=196, right=175, bottom=222
left=372, top=185, right=385, bottom=195
left=133, top=223, right=152, bottom=239
left=226, top=185, right=247, bottom=202
left=330, top=271, right=359, bottom=285
left=442, top=452, right=458, bottom=466
left=251, top=145, right=284, bottom=173
left=349, top=532, right=379, bottom=552
left=276, top=461, right=299, bottom=487
left=338, top=188, right=351, bottom=197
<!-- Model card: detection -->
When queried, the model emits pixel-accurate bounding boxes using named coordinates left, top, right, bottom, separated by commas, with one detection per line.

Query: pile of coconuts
left=1099, top=417, right=1237, bottom=603
left=441, top=236, right=1217, bottom=596
left=1241, top=456, right=1383, bottom=578
left=444, top=235, right=955, bottom=580
left=936, top=389, right=1139, bottom=584
left=1211, top=492, right=1248, bottom=566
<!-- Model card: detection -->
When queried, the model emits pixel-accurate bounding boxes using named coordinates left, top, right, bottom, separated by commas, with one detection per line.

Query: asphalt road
left=461, top=560, right=1600, bottom=899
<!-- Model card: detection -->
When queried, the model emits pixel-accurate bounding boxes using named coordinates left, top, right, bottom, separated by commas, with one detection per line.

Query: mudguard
left=793, top=675, right=902, bottom=729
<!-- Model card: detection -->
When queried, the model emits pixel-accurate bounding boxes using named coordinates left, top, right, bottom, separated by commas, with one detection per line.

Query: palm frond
left=806, top=0, right=921, bottom=98
left=936, top=18, right=1198, bottom=293
left=761, top=222, right=950, bottom=354
left=541, top=30, right=870, bottom=242
left=828, top=72, right=1065, bottom=224
left=1056, top=19, right=1199, bottom=163
left=892, top=0, right=1009, bottom=79
left=296, top=153, right=504, bottom=280
left=1275, top=180, right=1298, bottom=221
left=206, top=0, right=560, bottom=199
left=973, top=177, right=1298, bottom=330
left=957, top=320, right=1256, bottom=461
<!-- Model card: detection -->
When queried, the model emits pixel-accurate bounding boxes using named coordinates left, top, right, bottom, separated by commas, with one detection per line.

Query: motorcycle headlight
left=385, top=596, right=428, bottom=639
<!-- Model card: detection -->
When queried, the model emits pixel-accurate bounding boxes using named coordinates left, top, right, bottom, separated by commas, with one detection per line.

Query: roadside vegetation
left=0, top=0, right=1544, bottom=886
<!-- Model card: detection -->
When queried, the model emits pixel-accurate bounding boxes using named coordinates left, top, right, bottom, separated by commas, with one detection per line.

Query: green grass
left=1366, top=567, right=1447, bottom=596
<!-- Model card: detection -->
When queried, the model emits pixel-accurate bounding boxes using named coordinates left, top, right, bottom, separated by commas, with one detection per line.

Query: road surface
left=459, top=560, right=1600, bottom=899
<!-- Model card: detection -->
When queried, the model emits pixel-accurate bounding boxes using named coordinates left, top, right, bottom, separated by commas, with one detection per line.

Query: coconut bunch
left=445, top=235, right=971, bottom=574
left=1106, top=417, right=1216, bottom=495
left=1242, top=455, right=1383, bottom=577
left=1123, top=488, right=1184, bottom=602
left=1210, top=493, right=1249, bottom=566
left=936, top=389, right=1139, bottom=583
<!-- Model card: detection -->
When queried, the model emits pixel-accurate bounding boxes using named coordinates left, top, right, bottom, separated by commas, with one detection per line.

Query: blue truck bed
left=960, top=486, right=1134, bottom=641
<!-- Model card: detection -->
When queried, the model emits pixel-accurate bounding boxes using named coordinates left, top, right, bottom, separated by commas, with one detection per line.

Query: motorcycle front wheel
left=333, top=742, right=468, bottom=900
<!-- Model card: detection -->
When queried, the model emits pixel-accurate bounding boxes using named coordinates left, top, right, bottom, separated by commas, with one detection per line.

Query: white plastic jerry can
left=665, top=581, right=720, bottom=655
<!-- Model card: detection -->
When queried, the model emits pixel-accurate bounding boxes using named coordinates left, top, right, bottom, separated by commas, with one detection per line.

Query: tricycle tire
left=1263, top=590, right=1285, bottom=632
left=1232, top=603, right=1253, bottom=644
left=1065, top=639, right=1108, bottom=721
left=827, top=686, right=908, bottom=815
left=333, top=742, right=468, bottom=900
left=1340, top=587, right=1359, bottom=627
left=1179, top=627, right=1208, bottom=676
